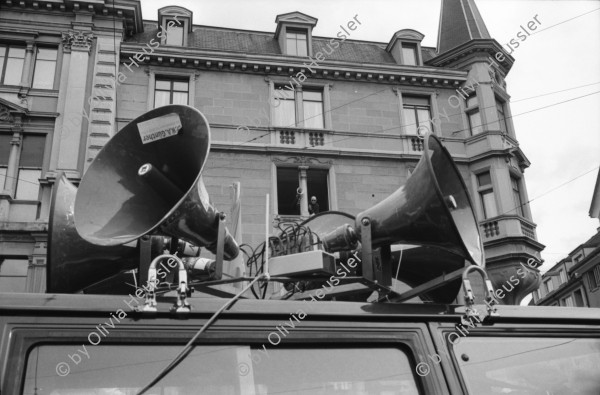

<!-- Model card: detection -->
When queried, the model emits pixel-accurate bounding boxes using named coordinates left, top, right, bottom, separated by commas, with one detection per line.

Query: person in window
left=308, top=196, right=320, bottom=215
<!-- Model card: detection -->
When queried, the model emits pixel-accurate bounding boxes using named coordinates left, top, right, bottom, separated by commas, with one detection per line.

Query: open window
left=276, top=167, right=330, bottom=216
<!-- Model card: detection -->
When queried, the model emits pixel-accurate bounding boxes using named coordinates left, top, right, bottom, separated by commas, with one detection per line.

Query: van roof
left=2, top=292, right=599, bottom=324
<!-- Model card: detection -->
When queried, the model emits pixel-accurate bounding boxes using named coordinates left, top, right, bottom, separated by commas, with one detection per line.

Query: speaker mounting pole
left=360, top=218, right=374, bottom=282
left=359, top=218, right=393, bottom=288
left=214, top=213, right=227, bottom=280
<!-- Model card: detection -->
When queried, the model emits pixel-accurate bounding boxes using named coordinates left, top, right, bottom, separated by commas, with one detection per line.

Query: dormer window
left=275, top=12, right=318, bottom=58
left=286, top=28, right=308, bottom=56
left=157, top=6, right=193, bottom=47
left=165, top=20, right=184, bottom=46
left=386, top=29, right=424, bottom=66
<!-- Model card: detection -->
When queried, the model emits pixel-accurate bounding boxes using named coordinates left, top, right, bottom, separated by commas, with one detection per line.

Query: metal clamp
left=142, top=253, right=191, bottom=314
left=461, top=265, right=498, bottom=322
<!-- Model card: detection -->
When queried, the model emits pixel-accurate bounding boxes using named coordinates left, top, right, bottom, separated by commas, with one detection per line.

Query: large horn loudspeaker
left=74, top=105, right=239, bottom=260
left=321, top=134, right=483, bottom=266
left=47, top=172, right=139, bottom=293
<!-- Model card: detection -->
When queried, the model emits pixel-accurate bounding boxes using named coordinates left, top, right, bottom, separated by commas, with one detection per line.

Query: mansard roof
left=127, top=22, right=438, bottom=65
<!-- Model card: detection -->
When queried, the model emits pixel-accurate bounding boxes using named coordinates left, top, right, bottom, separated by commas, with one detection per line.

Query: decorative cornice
left=2, top=0, right=143, bottom=36
left=273, top=156, right=333, bottom=166
left=61, top=30, right=94, bottom=52
left=120, top=45, right=468, bottom=88
left=426, top=39, right=515, bottom=75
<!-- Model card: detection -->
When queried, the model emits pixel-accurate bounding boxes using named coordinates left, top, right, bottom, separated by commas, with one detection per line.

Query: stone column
left=5, top=132, right=21, bottom=193
left=299, top=165, right=309, bottom=216
left=19, top=42, right=35, bottom=87
left=55, top=30, right=94, bottom=176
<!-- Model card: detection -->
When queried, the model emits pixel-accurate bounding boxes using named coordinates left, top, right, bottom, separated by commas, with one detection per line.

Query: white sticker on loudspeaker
left=137, top=113, right=182, bottom=144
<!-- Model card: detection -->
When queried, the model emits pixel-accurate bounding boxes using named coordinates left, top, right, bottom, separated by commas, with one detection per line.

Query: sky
left=137, top=0, right=600, bottom=277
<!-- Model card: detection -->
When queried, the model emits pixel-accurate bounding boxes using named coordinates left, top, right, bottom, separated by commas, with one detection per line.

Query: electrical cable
left=498, top=165, right=599, bottom=217
left=135, top=273, right=268, bottom=395
left=531, top=8, right=600, bottom=35
left=318, top=89, right=600, bottom=148
left=9, top=80, right=599, bottom=188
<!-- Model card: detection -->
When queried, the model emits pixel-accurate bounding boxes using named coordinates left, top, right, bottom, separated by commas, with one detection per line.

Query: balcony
left=275, top=127, right=329, bottom=148
left=479, top=215, right=538, bottom=241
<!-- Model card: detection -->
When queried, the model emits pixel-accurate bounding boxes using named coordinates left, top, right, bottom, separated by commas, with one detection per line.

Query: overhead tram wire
left=510, top=81, right=600, bottom=103
left=232, top=5, right=600, bottom=149
left=7, top=79, right=600, bottom=189
left=235, top=86, right=391, bottom=146
left=236, top=80, right=600, bottom=151
left=13, top=8, right=599, bottom=188
left=497, top=165, right=600, bottom=218
left=13, top=7, right=598, bottom=189
left=13, top=7, right=600, bottom=187
left=531, top=7, right=600, bottom=35
left=313, top=89, right=600, bottom=149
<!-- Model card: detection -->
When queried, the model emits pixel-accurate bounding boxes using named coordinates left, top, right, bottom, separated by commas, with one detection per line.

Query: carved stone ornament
left=0, top=104, right=14, bottom=123
left=488, top=67, right=497, bottom=88
left=272, top=156, right=333, bottom=166
left=61, top=30, right=94, bottom=52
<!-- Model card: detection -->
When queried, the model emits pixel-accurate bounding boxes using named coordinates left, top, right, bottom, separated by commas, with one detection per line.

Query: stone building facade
left=0, top=0, right=543, bottom=303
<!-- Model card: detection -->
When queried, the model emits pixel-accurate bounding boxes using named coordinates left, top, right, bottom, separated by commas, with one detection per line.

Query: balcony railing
left=479, top=215, right=538, bottom=240
left=275, top=127, right=329, bottom=148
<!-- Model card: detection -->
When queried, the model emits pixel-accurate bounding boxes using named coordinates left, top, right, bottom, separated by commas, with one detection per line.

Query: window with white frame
left=466, top=96, right=482, bottom=136
left=402, top=95, right=431, bottom=135
left=273, top=87, right=325, bottom=129
left=0, top=258, right=28, bottom=292
left=0, top=45, right=25, bottom=85
left=154, top=78, right=189, bottom=108
left=276, top=167, right=329, bottom=216
left=285, top=29, right=308, bottom=57
left=477, top=172, right=498, bottom=219
left=32, top=47, right=58, bottom=89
